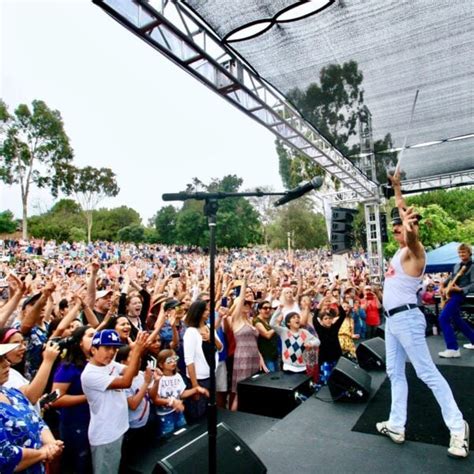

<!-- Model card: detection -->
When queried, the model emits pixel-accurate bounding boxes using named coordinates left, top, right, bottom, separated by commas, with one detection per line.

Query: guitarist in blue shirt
left=438, top=243, right=474, bottom=358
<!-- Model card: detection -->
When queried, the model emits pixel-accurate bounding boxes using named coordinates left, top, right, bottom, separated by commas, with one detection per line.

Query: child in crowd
left=313, top=308, right=345, bottom=386
left=270, top=310, right=320, bottom=373
left=153, top=349, right=209, bottom=437
left=338, top=302, right=357, bottom=361
left=115, top=345, right=160, bottom=466
left=81, top=329, right=148, bottom=473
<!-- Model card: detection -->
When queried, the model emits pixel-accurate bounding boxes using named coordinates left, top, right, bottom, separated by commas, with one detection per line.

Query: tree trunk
left=86, top=211, right=93, bottom=243
left=22, top=199, right=28, bottom=240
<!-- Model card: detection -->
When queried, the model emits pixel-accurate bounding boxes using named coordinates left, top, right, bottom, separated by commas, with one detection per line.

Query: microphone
left=162, top=192, right=211, bottom=201
left=274, top=177, right=324, bottom=207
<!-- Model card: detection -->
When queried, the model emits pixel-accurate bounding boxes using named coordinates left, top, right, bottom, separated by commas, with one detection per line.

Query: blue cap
left=91, top=329, right=123, bottom=347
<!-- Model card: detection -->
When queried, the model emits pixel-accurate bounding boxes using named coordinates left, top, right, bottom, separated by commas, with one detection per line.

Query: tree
left=153, top=205, right=178, bottom=244
left=277, top=61, right=397, bottom=187
left=117, top=224, right=145, bottom=243
left=0, top=210, right=17, bottom=234
left=28, top=198, right=83, bottom=242
left=246, top=185, right=279, bottom=246
left=384, top=204, right=458, bottom=256
left=0, top=99, right=74, bottom=238
left=176, top=202, right=208, bottom=247
left=266, top=199, right=328, bottom=249
left=92, top=206, right=141, bottom=241
left=71, top=166, right=120, bottom=242
left=405, top=188, right=474, bottom=223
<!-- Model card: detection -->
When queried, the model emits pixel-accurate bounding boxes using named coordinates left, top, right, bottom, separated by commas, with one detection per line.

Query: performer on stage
left=376, top=170, right=469, bottom=459
left=438, top=243, right=474, bottom=358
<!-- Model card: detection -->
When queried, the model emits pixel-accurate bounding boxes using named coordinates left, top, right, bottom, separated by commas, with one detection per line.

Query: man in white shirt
left=81, top=329, right=148, bottom=473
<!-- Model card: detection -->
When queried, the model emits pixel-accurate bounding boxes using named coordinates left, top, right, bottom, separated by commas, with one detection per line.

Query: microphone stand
left=162, top=190, right=286, bottom=474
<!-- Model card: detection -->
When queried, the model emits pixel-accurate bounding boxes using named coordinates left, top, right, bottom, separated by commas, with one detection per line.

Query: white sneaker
left=438, top=349, right=461, bottom=358
left=448, top=420, right=469, bottom=458
left=376, top=421, right=405, bottom=444
left=463, top=343, right=474, bottom=350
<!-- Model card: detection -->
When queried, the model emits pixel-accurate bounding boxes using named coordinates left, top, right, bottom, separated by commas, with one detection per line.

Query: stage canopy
left=183, top=0, right=474, bottom=183
left=425, top=242, right=463, bottom=273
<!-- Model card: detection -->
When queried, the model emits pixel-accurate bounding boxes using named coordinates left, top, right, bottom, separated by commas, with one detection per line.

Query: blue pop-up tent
left=426, top=242, right=462, bottom=273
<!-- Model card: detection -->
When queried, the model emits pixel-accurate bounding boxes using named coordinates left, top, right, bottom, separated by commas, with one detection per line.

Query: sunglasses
left=165, top=355, right=179, bottom=364
left=261, top=306, right=271, bottom=310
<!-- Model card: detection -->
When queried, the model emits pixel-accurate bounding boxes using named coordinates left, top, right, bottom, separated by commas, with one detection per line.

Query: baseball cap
left=96, top=289, right=113, bottom=300
left=22, top=292, right=42, bottom=310
left=91, top=329, right=123, bottom=347
left=0, top=343, right=19, bottom=356
left=164, top=299, right=182, bottom=311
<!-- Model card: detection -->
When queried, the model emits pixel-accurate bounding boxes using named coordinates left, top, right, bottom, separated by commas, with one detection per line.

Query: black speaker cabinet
left=327, top=357, right=372, bottom=402
left=375, top=323, right=385, bottom=339
left=238, top=371, right=313, bottom=418
left=356, top=337, right=386, bottom=370
left=155, top=422, right=266, bottom=473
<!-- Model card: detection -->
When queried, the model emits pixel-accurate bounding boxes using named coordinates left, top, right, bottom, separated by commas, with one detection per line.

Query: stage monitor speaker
left=375, top=324, right=385, bottom=339
left=238, top=371, right=313, bottom=418
left=356, top=337, right=386, bottom=370
left=327, top=357, right=371, bottom=402
left=155, top=422, right=266, bottom=474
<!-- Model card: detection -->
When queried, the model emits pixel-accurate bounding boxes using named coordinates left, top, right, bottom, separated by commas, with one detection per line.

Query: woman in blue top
left=51, top=325, right=95, bottom=473
left=0, top=342, right=63, bottom=474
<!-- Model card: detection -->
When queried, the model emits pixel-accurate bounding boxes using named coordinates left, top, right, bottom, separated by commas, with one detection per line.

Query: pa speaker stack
left=327, top=357, right=372, bottom=402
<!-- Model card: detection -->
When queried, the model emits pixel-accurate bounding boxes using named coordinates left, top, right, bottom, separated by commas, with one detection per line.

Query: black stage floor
left=238, top=335, right=474, bottom=474
left=126, top=335, right=473, bottom=473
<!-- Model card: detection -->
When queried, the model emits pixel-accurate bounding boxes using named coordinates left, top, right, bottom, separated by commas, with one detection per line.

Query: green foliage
left=0, top=210, right=17, bottom=233
left=91, top=206, right=141, bottom=241
left=28, top=200, right=142, bottom=242
left=456, top=220, right=474, bottom=244
left=0, top=99, right=74, bottom=237
left=143, top=227, right=160, bottom=244
left=405, top=188, right=474, bottom=223
left=276, top=61, right=364, bottom=187
left=266, top=199, right=328, bottom=249
left=152, top=175, right=262, bottom=248
left=70, top=166, right=120, bottom=242
left=69, top=227, right=87, bottom=242
left=153, top=206, right=178, bottom=244
left=277, top=61, right=399, bottom=187
left=29, top=199, right=84, bottom=241
left=117, top=224, right=145, bottom=243
left=383, top=203, right=460, bottom=256
left=175, top=202, right=208, bottom=247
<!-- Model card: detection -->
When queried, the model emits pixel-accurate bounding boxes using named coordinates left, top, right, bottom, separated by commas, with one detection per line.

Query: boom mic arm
left=274, top=177, right=324, bottom=207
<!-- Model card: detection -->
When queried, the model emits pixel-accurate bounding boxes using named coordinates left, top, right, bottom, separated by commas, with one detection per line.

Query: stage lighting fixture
left=225, top=20, right=273, bottom=43
left=275, top=0, right=335, bottom=23
left=224, top=0, right=335, bottom=43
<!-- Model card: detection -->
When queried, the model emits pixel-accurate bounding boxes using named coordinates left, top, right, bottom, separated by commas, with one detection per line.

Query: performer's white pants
left=384, top=307, right=464, bottom=435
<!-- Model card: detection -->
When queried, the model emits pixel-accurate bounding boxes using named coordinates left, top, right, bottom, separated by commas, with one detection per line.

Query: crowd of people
left=0, top=233, right=471, bottom=472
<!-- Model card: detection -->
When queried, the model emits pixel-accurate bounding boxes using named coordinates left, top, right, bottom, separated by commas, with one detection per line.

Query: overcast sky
left=1, top=0, right=282, bottom=224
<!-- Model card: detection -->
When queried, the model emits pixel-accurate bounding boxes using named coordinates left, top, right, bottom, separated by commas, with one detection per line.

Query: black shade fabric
left=184, top=0, right=473, bottom=181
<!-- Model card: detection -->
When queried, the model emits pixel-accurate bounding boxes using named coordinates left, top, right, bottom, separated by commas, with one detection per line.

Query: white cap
left=0, top=343, right=19, bottom=356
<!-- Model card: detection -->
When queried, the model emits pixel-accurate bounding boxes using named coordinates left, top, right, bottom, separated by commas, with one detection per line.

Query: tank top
left=383, top=247, right=425, bottom=312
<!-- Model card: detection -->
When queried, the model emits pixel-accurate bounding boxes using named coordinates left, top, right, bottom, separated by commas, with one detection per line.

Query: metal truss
left=401, top=170, right=474, bottom=194
left=93, top=0, right=378, bottom=201
left=364, top=203, right=384, bottom=283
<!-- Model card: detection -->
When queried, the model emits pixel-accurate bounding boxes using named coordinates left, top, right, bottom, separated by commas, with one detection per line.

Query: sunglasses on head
left=165, top=355, right=179, bottom=364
